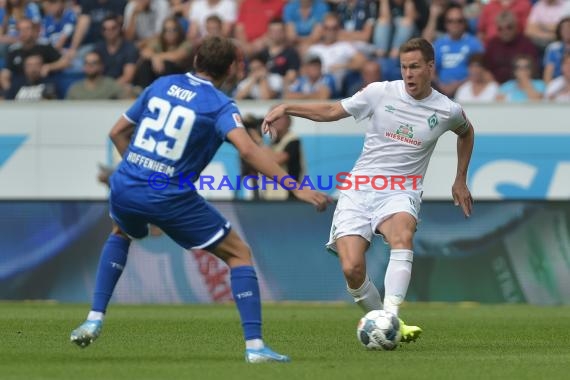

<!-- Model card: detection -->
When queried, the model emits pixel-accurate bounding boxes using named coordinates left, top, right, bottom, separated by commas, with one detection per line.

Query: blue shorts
left=109, top=189, right=230, bottom=250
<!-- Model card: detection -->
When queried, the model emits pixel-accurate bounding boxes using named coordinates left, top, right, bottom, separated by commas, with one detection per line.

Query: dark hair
left=268, top=17, right=285, bottom=26
left=160, top=17, right=184, bottom=48
left=193, top=36, right=237, bottom=81
left=512, top=54, right=536, bottom=76
left=468, top=53, right=485, bottom=66
left=444, top=3, right=465, bottom=23
left=399, top=38, right=435, bottom=63
left=205, top=14, right=223, bottom=26
left=249, top=52, right=268, bottom=65
left=101, top=14, right=122, bottom=29
left=555, top=17, right=570, bottom=41
left=85, top=50, right=103, bottom=62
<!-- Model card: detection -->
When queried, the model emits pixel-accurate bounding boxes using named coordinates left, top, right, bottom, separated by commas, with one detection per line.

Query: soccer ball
left=356, top=310, right=401, bottom=350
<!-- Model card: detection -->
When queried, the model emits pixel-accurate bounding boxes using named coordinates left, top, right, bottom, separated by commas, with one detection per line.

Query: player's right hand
left=292, top=188, right=332, bottom=212
left=261, top=104, right=287, bottom=140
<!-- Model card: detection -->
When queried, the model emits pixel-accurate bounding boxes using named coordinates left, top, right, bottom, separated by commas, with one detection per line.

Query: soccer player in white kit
left=262, top=38, right=475, bottom=343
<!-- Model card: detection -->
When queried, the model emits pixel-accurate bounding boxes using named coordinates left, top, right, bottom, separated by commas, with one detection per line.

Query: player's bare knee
left=341, top=260, right=366, bottom=285
left=387, top=230, right=414, bottom=248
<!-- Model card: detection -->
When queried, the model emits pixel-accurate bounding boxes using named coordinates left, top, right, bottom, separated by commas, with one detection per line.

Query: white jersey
left=341, top=80, right=470, bottom=192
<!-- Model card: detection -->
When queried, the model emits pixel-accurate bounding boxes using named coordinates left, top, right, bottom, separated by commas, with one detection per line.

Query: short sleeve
left=340, top=81, right=387, bottom=122
left=124, top=85, right=151, bottom=123
left=448, top=102, right=471, bottom=135
left=215, top=101, right=244, bottom=140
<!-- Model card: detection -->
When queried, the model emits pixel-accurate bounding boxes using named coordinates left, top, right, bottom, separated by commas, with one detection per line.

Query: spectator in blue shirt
left=41, top=0, right=77, bottom=53
left=434, top=4, right=484, bottom=97
left=283, top=0, right=329, bottom=50
left=0, top=0, right=42, bottom=58
left=497, top=54, right=545, bottom=102
left=543, top=17, right=570, bottom=84
left=283, top=54, right=336, bottom=99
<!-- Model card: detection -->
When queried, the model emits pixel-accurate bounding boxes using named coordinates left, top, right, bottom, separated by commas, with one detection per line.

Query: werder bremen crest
left=427, top=112, right=438, bottom=129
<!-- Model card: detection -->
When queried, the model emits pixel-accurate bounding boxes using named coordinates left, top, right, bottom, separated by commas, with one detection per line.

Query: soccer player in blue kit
left=70, top=36, right=330, bottom=363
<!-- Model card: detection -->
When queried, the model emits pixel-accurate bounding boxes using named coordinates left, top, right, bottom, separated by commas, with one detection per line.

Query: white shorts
left=326, top=189, right=421, bottom=254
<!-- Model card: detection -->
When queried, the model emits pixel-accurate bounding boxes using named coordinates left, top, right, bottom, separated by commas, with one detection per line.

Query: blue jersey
left=115, top=73, right=244, bottom=198
left=0, top=3, right=42, bottom=37
left=434, top=33, right=483, bottom=84
left=41, top=9, right=77, bottom=48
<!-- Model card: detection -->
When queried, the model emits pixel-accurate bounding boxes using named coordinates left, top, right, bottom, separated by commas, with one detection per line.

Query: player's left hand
left=452, top=180, right=473, bottom=218
left=261, top=104, right=287, bottom=141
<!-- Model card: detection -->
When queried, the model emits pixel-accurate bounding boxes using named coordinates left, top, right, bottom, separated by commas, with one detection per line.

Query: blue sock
left=91, top=234, right=130, bottom=313
left=230, top=266, right=262, bottom=341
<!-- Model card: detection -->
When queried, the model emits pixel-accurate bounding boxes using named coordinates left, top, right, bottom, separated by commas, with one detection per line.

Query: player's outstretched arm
left=452, top=123, right=474, bottom=218
left=262, top=102, right=349, bottom=139
left=109, top=116, right=136, bottom=157
left=227, top=127, right=331, bottom=212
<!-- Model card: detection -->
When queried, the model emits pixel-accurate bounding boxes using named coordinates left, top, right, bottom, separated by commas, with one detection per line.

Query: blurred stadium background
left=1, top=100, right=569, bottom=306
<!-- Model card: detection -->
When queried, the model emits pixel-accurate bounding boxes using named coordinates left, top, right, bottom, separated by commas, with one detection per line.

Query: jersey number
left=133, top=96, right=195, bottom=161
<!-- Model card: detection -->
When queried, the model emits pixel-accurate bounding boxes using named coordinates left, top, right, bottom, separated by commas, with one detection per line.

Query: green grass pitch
left=2, top=302, right=569, bottom=380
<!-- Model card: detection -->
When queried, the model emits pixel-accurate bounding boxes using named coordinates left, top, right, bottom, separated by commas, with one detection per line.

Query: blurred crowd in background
left=0, top=0, right=569, bottom=103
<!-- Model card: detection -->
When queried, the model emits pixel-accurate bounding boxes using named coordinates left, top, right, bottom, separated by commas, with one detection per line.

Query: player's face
left=400, top=50, right=433, bottom=100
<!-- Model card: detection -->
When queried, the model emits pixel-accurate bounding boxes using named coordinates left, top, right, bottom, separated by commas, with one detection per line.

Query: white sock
left=87, top=311, right=104, bottom=321
left=347, top=275, right=383, bottom=312
left=384, top=249, right=413, bottom=316
left=245, top=338, right=264, bottom=350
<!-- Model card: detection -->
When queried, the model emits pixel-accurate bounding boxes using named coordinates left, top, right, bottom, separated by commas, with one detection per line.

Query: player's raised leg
left=70, top=224, right=131, bottom=347
left=377, top=212, right=422, bottom=343
left=336, top=235, right=383, bottom=312
left=210, top=229, right=290, bottom=363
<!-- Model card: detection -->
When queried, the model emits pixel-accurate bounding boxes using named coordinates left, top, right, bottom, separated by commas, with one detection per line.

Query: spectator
left=373, top=0, right=429, bottom=59
left=422, top=0, right=449, bottom=43
left=0, top=18, right=68, bottom=93
left=283, top=0, right=330, bottom=50
left=524, top=0, right=567, bottom=49
left=283, top=54, right=336, bottom=99
left=478, top=0, right=531, bottom=45
left=259, top=18, right=301, bottom=84
left=40, top=0, right=77, bottom=54
left=168, top=0, right=191, bottom=33
left=497, top=54, right=545, bottom=102
left=0, top=0, right=42, bottom=47
left=123, top=0, right=170, bottom=47
left=94, top=15, right=138, bottom=86
left=336, top=0, right=377, bottom=44
left=434, top=3, right=484, bottom=97
left=307, top=13, right=367, bottom=93
left=344, top=59, right=382, bottom=96
left=234, top=0, right=285, bottom=57
left=186, top=0, right=236, bottom=44
left=455, top=53, right=499, bottom=103
left=66, top=51, right=126, bottom=100
left=543, top=17, right=570, bottom=83
left=544, top=52, right=570, bottom=101
left=204, top=14, right=223, bottom=38
left=66, top=0, right=127, bottom=70
left=234, top=53, right=283, bottom=100
left=5, top=53, right=58, bottom=100
left=133, top=16, right=192, bottom=88
left=259, top=107, right=306, bottom=201
left=484, top=10, right=538, bottom=84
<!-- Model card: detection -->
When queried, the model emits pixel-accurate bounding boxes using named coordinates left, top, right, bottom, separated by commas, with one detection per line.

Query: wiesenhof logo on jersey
left=385, top=124, right=422, bottom=146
